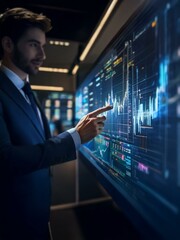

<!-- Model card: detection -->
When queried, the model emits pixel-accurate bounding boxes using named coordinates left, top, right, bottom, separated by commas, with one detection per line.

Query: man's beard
left=12, top=47, right=39, bottom=75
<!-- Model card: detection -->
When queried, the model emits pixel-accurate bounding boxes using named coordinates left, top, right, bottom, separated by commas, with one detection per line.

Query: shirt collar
left=0, top=64, right=29, bottom=90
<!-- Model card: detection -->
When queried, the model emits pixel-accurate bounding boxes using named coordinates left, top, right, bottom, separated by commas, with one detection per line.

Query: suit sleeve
left=0, top=102, right=77, bottom=176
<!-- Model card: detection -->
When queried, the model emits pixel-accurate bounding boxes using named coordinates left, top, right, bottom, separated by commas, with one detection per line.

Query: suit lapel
left=0, top=71, right=46, bottom=140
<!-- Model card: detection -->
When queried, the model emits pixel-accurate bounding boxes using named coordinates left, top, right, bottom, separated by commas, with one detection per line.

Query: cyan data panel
left=76, top=0, right=180, bottom=239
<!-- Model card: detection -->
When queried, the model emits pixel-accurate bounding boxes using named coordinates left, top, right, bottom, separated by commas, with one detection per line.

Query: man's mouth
left=31, top=60, right=43, bottom=67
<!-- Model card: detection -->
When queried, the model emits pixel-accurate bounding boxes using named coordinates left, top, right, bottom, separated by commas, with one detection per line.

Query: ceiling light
left=49, top=40, right=70, bottom=46
left=79, top=0, right=118, bottom=62
left=31, top=85, right=64, bottom=91
left=72, top=64, right=79, bottom=75
left=39, top=67, right=69, bottom=73
left=64, top=42, right=70, bottom=46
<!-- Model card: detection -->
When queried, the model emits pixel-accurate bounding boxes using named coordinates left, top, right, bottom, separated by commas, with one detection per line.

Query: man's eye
left=30, top=43, right=38, bottom=47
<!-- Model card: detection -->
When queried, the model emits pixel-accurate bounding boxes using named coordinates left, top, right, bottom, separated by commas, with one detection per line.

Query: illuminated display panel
left=34, top=91, right=74, bottom=133
left=76, top=0, right=180, bottom=239
left=47, top=92, right=74, bottom=130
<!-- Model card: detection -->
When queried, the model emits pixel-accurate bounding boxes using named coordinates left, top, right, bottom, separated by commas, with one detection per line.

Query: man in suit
left=0, top=7, right=113, bottom=240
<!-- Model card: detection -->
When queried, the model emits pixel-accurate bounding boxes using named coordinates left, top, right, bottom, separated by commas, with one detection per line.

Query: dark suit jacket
left=0, top=71, right=76, bottom=239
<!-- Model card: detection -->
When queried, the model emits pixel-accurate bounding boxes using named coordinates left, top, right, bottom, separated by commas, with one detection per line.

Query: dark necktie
left=22, top=82, right=39, bottom=119
left=22, top=82, right=46, bottom=139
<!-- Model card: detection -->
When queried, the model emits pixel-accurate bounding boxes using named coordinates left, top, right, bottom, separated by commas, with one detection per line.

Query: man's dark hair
left=0, top=7, right=52, bottom=59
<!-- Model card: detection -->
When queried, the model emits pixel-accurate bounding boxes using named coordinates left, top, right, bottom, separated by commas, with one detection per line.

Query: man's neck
left=1, top=60, right=27, bottom=82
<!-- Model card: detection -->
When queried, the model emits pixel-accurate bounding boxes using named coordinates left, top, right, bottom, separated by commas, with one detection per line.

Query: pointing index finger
left=89, top=105, right=113, bottom=117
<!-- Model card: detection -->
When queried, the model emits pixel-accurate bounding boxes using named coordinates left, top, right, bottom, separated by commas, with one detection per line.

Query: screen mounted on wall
left=75, top=0, right=180, bottom=239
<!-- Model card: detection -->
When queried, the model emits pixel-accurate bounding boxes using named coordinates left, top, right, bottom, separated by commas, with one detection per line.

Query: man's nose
left=38, top=47, right=46, bottom=60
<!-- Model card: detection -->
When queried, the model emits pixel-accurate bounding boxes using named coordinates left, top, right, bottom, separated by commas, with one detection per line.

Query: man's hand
left=75, top=105, right=113, bottom=144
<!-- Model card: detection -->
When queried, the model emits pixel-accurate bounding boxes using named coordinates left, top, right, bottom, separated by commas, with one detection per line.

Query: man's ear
left=1, top=36, right=14, bottom=54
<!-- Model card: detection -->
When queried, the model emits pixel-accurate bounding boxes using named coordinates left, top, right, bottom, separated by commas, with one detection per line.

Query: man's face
left=11, top=27, right=46, bottom=75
